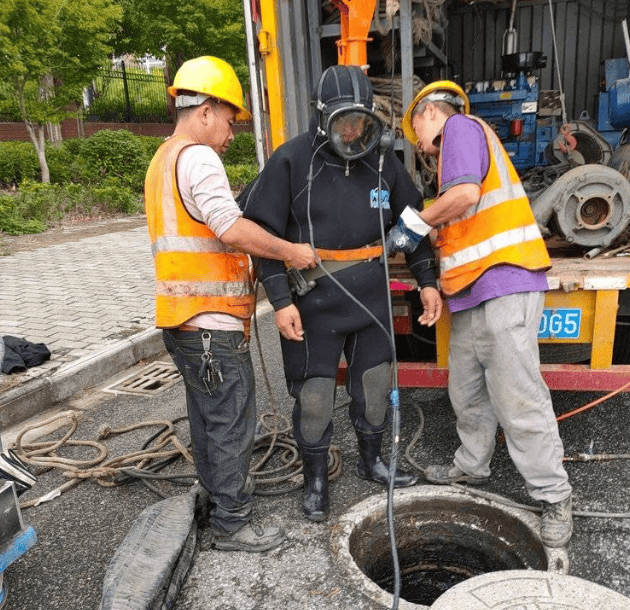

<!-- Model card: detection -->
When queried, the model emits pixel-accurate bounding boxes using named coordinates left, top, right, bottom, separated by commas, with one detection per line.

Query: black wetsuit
left=241, top=118, right=437, bottom=449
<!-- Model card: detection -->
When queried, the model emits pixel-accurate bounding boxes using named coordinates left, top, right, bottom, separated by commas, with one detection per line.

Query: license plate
left=538, top=308, right=582, bottom=339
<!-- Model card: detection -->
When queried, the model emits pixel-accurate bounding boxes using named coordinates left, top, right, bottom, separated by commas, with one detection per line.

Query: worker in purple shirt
left=386, top=80, right=573, bottom=548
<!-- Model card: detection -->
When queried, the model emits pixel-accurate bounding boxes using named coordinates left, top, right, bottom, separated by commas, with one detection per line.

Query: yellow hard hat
left=167, top=56, right=252, bottom=121
left=402, top=80, right=470, bottom=145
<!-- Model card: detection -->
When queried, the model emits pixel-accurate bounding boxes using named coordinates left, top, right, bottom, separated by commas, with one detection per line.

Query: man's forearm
left=419, top=183, right=480, bottom=226
left=221, top=217, right=295, bottom=261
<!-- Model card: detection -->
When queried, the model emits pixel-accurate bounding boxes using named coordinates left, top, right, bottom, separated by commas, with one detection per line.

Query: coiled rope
left=13, top=411, right=195, bottom=508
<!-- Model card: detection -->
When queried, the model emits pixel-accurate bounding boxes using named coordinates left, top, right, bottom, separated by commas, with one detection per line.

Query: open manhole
left=331, top=486, right=568, bottom=610
left=102, top=361, right=181, bottom=396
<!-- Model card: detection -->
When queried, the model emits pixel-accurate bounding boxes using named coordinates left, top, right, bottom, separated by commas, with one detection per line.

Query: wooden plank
left=546, top=249, right=630, bottom=289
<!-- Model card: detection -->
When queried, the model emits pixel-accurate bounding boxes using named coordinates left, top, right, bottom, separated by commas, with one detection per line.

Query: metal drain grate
left=102, top=361, right=182, bottom=396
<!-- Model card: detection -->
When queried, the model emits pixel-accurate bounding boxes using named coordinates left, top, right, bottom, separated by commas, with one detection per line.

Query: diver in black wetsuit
left=241, top=65, right=442, bottom=521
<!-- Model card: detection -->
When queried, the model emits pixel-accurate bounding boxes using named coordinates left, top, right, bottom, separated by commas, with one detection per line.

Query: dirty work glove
left=385, top=206, right=433, bottom=254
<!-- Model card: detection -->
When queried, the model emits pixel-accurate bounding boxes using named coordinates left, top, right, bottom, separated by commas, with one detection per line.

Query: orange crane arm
left=330, top=0, right=377, bottom=67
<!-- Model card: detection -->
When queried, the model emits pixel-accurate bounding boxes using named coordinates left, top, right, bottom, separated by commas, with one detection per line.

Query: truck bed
left=384, top=242, right=630, bottom=391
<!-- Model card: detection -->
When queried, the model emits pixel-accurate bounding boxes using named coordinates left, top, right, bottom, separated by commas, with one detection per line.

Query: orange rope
left=498, top=378, right=630, bottom=444
left=555, top=378, right=630, bottom=423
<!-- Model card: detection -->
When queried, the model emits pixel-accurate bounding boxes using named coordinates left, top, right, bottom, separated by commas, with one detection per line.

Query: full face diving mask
left=325, top=106, right=384, bottom=161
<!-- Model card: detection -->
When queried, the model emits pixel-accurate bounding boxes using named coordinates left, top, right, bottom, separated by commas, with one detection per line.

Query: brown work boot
left=540, top=495, right=573, bottom=548
left=424, top=464, right=489, bottom=486
left=211, top=521, right=285, bottom=552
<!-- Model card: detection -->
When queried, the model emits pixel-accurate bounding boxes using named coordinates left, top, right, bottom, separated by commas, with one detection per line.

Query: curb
left=0, top=328, right=165, bottom=430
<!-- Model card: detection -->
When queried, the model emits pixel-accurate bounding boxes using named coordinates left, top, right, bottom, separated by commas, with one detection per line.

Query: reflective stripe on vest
left=145, top=135, right=255, bottom=328
left=156, top=280, right=253, bottom=298
left=151, top=235, right=237, bottom=256
left=436, top=115, right=550, bottom=296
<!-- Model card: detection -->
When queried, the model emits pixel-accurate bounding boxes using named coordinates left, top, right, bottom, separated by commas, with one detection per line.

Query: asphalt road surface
left=5, top=312, right=630, bottom=609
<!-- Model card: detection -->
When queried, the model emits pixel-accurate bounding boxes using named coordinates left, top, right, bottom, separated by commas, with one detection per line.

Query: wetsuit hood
left=312, top=66, right=383, bottom=161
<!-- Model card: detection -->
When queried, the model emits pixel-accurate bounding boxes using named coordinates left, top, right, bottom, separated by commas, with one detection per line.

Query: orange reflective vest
left=145, top=135, right=255, bottom=328
left=435, top=115, right=551, bottom=296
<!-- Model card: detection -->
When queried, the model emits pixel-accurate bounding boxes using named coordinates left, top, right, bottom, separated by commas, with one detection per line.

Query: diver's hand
left=275, top=304, right=304, bottom=341
left=385, top=207, right=433, bottom=254
left=418, top=286, right=442, bottom=327
left=286, top=244, right=319, bottom=270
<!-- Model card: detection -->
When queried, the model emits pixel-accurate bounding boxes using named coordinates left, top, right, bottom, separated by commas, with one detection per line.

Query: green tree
left=114, top=0, right=247, bottom=86
left=0, top=0, right=121, bottom=182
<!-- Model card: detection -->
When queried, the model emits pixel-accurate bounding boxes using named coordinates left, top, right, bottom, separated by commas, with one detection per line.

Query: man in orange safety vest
left=145, top=56, right=318, bottom=552
left=387, top=80, right=573, bottom=549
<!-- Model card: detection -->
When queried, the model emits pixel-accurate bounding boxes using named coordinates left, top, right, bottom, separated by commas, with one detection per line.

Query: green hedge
left=0, top=130, right=257, bottom=235
left=0, top=130, right=255, bottom=189
left=225, top=163, right=258, bottom=187
left=223, top=131, right=256, bottom=165
left=0, top=142, right=40, bottom=185
left=0, top=181, right=143, bottom=235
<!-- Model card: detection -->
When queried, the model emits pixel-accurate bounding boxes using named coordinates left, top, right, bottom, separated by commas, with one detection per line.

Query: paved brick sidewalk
left=1, top=225, right=155, bottom=366
left=0, top=224, right=160, bottom=422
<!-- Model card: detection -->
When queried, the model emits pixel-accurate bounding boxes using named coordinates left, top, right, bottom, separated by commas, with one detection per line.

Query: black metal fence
left=85, top=61, right=170, bottom=123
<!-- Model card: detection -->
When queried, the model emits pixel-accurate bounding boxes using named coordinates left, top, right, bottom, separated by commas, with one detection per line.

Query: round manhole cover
left=430, top=570, right=630, bottom=609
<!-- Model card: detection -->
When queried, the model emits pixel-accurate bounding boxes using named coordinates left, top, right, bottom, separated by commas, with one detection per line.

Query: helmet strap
left=175, top=93, right=211, bottom=109
left=424, top=91, right=465, bottom=111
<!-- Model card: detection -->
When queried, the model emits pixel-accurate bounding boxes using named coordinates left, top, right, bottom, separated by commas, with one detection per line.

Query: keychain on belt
left=199, top=331, right=223, bottom=392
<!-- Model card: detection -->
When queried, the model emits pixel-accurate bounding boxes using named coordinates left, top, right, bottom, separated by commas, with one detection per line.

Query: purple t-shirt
left=439, top=114, right=548, bottom=313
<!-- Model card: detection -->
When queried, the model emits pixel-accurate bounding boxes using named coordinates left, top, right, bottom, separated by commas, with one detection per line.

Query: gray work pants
left=448, top=291, right=572, bottom=503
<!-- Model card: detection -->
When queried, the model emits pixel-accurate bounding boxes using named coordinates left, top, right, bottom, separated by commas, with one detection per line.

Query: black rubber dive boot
left=355, top=430, right=418, bottom=487
left=300, top=446, right=329, bottom=522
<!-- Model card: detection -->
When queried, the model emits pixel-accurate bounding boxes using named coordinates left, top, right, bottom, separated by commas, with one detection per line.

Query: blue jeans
left=163, top=328, right=256, bottom=534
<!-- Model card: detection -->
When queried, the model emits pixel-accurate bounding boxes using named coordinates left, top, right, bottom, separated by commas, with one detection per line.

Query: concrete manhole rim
left=330, top=485, right=569, bottom=610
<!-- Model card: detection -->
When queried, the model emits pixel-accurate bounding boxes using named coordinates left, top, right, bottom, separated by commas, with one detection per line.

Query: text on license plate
left=538, top=308, right=582, bottom=339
